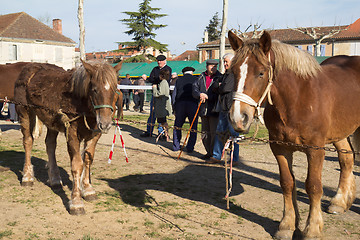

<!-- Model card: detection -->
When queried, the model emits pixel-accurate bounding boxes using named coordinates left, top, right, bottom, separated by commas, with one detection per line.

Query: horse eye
left=92, top=87, right=98, bottom=94
left=259, top=72, right=265, bottom=78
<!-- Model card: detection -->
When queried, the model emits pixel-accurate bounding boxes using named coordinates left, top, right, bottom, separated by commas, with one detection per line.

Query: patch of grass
left=0, top=230, right=13, bottom=239
left=144, top=219, right=154, bottom=227
left=7, top=221, right=17, bottom=227
left=145, top=231, right=160, bottom=238
left=158, top=201, right=179, bottom=208
left=82, top=234, right=100, bottom=240
left=219, top=212, right=228, bottom=219
left=174, top=213, right=189, bottom=219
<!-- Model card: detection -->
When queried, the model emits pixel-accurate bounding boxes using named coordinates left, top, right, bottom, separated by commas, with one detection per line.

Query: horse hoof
left=327, top=204, right=345, bottom=214
left=83, top=194, right=98, bottom=202
left=274, top=230, right=293, bottom=240
left=21, top=181, right=34, bottom=187
left=69, top=207, right=85, bottom=215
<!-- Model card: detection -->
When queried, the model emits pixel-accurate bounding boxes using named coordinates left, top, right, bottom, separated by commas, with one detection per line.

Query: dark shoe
left=140, top=132, right=151, bottom=137
left=200, top=154, right=211, bottom=160
left=186, top=149, right=194, bottom=153
left=206, top=157, right=222, bottom=164
left=159, top=135, right=167, bottom=141
left=133, top=106, right=139, bottom=112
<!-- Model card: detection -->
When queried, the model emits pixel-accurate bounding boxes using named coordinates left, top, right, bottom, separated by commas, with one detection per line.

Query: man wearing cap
left=192, top=59, right=222, bottom=159
left=140, top=54, right=172, bottom=138
left=172, top=67, right=199, bottom=153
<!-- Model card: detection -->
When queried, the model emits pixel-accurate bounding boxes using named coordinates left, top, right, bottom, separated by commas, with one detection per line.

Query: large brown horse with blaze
left=14, top=60, right=122, bottom=215
left=228, top=31, right=358, bottom=239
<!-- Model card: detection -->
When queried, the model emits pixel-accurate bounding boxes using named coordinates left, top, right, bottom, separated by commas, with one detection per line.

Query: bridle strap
left=93, top=104, right=114, bottom=111
left=233, top=54, right=274, bottom=124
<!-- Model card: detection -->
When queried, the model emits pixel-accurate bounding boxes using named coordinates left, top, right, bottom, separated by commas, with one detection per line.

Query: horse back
left=14, top=63, right=79, bottom=131
left=0, top=62, right=30, bottom=100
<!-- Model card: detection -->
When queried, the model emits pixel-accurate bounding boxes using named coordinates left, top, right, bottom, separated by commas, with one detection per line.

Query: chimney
left=204, top=30, right=208, bottom=43
left=53, top=19, right=62, bottom=34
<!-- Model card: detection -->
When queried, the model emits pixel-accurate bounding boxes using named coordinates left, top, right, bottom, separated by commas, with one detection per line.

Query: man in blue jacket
left=192, top=59, right=222, bottom=159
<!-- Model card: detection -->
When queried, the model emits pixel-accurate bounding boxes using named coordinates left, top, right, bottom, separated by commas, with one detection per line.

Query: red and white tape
left=108, top=119, right=128, bottom=164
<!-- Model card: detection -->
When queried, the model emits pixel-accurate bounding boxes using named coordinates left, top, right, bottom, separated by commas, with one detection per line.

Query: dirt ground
left=0, top=106, right=359, bottom=240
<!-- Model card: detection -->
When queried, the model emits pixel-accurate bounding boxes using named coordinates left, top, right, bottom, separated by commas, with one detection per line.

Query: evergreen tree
left=117, top=0, right=168, bottom=62
left=206, top=12, right=221, bottom=41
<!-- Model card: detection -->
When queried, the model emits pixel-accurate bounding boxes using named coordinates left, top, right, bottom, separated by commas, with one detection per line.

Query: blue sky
left=2, top=0, right=360, bottom=55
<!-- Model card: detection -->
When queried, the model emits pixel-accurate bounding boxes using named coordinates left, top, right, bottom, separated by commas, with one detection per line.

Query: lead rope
left=223, top=138, right=233, bottom=209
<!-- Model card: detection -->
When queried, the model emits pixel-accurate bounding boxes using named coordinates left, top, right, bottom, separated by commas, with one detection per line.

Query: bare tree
left=219, top=0, right=228, bottom=73
left=78, top=0, right=85, bottom=60
left=231, top=23, right=264, bottom=39
left=291, top=26, right=342, bottom=56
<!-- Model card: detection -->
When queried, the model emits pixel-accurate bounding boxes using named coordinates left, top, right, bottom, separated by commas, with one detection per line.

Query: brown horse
left=228, top=31, right=358, bottom=239
left=0, top=62, right=29, bottom=100
left=14, top=60, right=122, bottom=215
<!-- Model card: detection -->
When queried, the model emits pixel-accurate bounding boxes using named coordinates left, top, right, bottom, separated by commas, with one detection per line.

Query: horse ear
left=228, top=31, right=243, bottom=51
left=81, top=60, right=95, bottom=76
left=114, top=61, right=123, bottom=73
left=259, top=31, right=272, bottom=55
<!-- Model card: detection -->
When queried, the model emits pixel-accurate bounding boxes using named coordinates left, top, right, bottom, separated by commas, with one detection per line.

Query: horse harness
left=232, top=54, right=274, bottom=124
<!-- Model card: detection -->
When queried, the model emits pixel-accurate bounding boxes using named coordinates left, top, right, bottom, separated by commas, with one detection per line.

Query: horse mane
left=70, top=60, right=118, bottom=98
left=232, top=39, right=321, bottom=79
left=271, top=40, right=321, bottom=78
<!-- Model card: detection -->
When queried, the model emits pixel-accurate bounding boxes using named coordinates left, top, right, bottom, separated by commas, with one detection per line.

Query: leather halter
left=232, top=54, right=274, bottom=124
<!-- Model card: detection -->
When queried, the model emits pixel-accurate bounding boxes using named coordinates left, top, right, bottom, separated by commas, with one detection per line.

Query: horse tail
left=32, top=115, right=43, bottom=139
left=349, top=127, right=360, bottom=166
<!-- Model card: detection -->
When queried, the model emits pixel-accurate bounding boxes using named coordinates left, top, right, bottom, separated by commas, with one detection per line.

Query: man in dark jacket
left=120, top=74, right=132, bottom=111
left=172, top=67, right=199, bottom=152
left=192, top=59, right=222, bottom=159
left=207, top=53, right=240, bottom=166
left=140, top=54, right=172, bottom=137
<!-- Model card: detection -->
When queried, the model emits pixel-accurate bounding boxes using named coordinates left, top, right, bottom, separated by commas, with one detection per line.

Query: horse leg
left=45, top=128, right=62, bottom=188
left=303, top=149, right=325, bottom=239
left=66, top=130, right=85, bottom=215
left=349, top=127, right=360, bottom=165
left=80, top=134, right=101, bottom=201
left=19, top=108, right=35, bottom=186
left=327, top=138, right=356, bottom=214
left=270, top=144, right=299, bottom=240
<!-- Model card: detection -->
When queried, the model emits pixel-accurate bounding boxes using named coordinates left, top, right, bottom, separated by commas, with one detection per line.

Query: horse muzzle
left=229, top=103, right=254, bottom=133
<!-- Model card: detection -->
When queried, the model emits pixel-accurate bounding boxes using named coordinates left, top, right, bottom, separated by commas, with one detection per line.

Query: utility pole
left=78, top=0, right=85, bottom=60
left=219, top=0, right=228, bottom=73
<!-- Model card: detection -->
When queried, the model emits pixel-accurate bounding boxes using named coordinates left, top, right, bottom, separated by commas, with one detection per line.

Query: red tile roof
left=0, top=12, right=75, bottom=44
left=172, top=50, right=198, bottom=61
left=197, top=18, right=360, bottom=47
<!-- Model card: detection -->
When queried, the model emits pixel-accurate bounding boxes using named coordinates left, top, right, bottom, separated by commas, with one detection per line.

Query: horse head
left=81, top=60, right=123, bottom=133
left=228, top=30, right=273, bottom=132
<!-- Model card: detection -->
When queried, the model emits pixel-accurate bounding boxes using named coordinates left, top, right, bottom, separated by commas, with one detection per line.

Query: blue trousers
left=213, top=111, right=239, bottom=162
left=146, top=96, right=163, bottom=135
left=173, top=101, right=199, bottom=151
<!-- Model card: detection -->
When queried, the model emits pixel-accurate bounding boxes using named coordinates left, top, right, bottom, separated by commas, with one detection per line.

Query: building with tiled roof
left=0, top=12, right=77, bottom=69
left=197, top=18, right=360, bottom=63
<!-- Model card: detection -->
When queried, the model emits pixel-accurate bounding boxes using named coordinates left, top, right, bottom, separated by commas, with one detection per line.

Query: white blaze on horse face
left=104, top=81, right=110, bottom=91
left=233, top=57, right=249, bottom=122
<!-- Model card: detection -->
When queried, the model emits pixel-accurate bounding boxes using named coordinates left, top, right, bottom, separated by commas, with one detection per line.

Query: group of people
left=138, top=54, right=239, bottom=166
left=117, top=73, right=146, bottom=113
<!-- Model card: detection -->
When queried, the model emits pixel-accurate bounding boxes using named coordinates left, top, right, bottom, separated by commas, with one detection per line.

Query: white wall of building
left=0, top=40, right=76, bottom=70
left=350, top=41, right=360, bottom=55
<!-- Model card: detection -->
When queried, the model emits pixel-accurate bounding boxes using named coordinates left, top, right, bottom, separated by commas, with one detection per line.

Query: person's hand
left=199, top=93, right=208, bottom=103
left=134, top=92, right=138, bottom=95
left=152, top=84, right=157, bottom=88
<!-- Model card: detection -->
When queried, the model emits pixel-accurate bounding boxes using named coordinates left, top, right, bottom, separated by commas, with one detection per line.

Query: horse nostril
left=242, top=113, right=249, bottom=127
